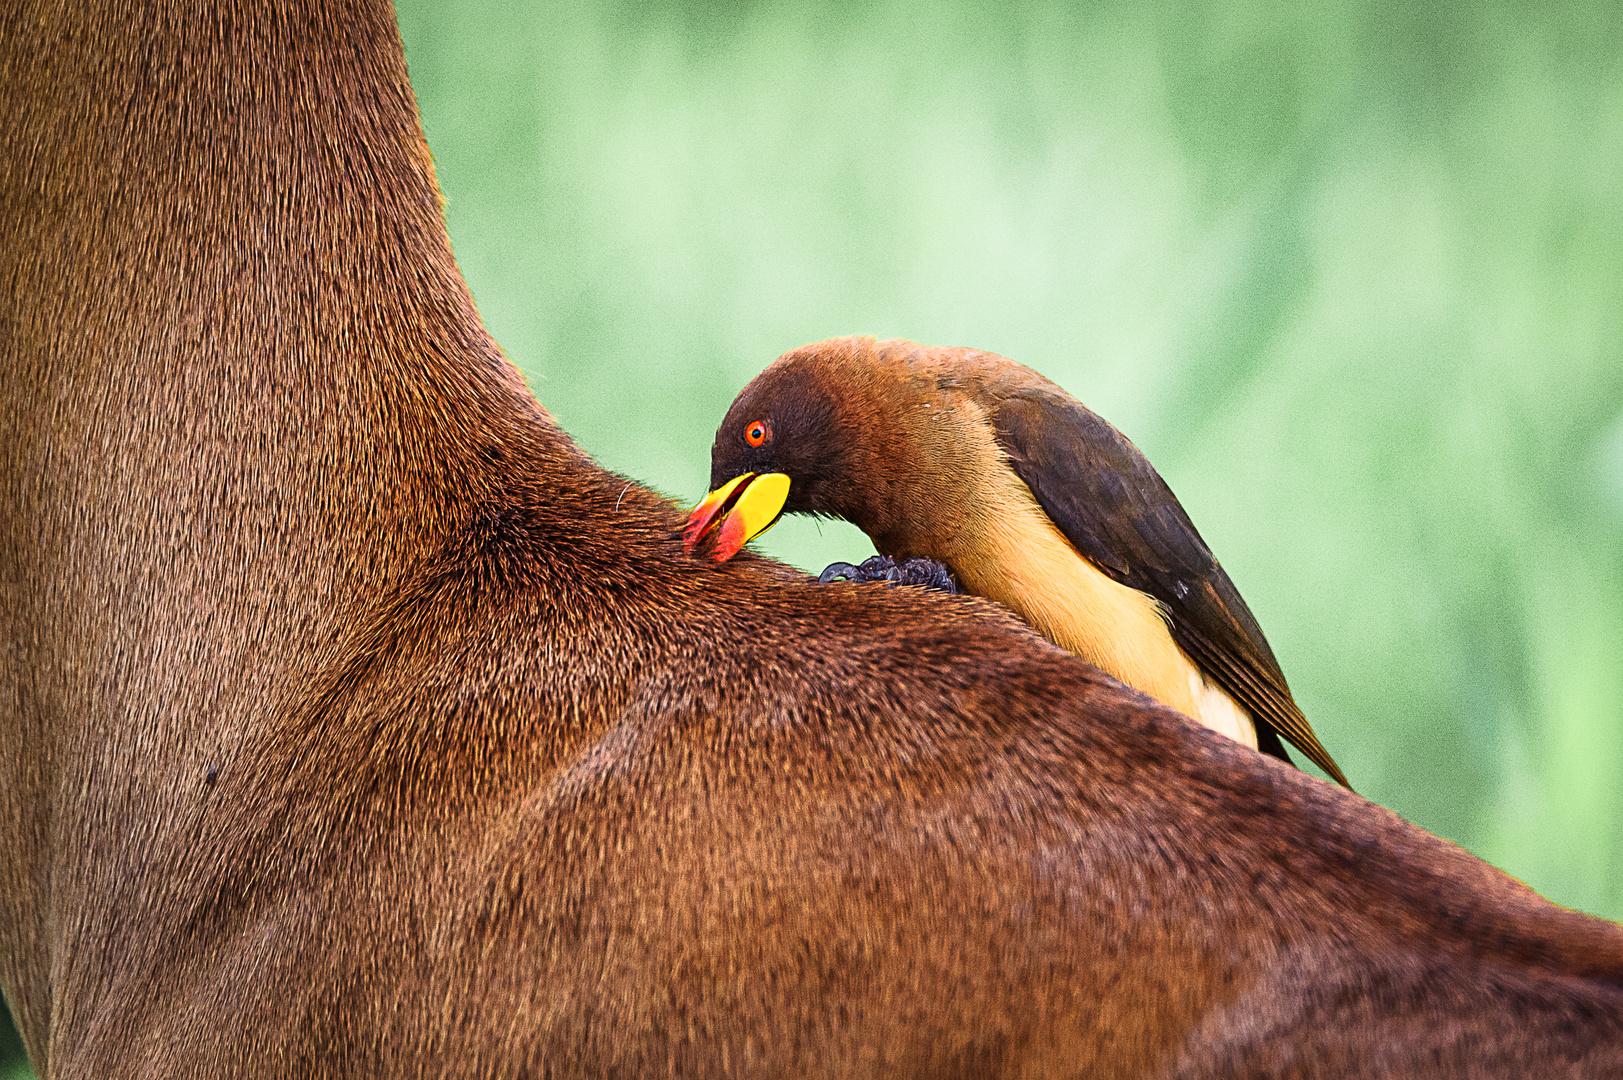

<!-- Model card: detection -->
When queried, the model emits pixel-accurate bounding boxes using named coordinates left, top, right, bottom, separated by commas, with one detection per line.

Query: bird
left=684, top=335, right=1350, bottom=787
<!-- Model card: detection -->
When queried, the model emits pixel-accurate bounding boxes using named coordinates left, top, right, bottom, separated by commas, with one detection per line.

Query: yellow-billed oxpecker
left=684, top=335, right=1349, bottom=787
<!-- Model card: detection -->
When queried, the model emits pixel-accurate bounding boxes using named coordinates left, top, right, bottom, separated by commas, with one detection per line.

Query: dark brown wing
left=991, top=387, right=1350, bottom=788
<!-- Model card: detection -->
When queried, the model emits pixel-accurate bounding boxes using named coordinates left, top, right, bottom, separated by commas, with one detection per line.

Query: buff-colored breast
left=937, top=407, right=1259, bottom=750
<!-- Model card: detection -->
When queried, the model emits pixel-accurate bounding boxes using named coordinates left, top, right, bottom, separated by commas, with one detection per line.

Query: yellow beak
left=682, top=472, right=792, bottom=563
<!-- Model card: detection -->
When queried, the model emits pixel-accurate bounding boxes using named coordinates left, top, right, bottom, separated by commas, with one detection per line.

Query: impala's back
left=0, top=2, right=1620, bottom=1078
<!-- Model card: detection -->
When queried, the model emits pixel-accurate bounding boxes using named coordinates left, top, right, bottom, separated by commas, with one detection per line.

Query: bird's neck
left=856, top=387, right=993, bottom=557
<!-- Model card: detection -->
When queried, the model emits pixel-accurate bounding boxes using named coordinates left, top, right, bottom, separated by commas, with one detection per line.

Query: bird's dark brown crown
left=709, top=339, right=909, bottom=531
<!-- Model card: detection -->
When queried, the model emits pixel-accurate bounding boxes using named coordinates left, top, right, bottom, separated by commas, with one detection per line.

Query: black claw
left=892, top=557, right=959, bottom=593
left=816, top=555, right=958, bottom=594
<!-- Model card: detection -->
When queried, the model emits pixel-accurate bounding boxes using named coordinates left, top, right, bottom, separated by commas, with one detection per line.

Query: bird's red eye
left=745, top=420, right=770, bottom=447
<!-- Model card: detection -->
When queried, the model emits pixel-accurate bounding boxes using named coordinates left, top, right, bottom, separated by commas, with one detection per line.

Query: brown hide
left=1, top=2, right=1620, bottom=1077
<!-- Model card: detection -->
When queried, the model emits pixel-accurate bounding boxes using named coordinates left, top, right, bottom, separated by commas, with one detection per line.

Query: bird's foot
left=818, top=555, right=958, bottom=593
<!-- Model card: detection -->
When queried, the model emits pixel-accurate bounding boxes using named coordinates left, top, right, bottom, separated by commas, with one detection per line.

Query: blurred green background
left=5, top=0, right=1622, bottom=1072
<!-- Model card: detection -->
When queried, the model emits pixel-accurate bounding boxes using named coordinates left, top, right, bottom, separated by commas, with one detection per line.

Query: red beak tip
left=681, top=509, right=714, bottom=557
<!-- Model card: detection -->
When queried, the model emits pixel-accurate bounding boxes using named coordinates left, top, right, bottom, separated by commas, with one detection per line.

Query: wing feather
left=991, top=387, right=1350, bottom=787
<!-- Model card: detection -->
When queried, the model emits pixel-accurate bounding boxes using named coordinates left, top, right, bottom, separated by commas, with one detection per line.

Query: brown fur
left=2, top=2, right=1621, bottom=1077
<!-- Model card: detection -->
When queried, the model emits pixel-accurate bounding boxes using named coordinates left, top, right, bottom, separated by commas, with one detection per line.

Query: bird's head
left=684, top=336, right=922, bottom=562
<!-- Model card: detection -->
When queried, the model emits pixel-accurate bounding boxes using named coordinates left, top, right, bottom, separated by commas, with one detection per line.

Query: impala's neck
left=0, top=3, right=552, bottom=698
left=0, top=0, right=560, bottom=1053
